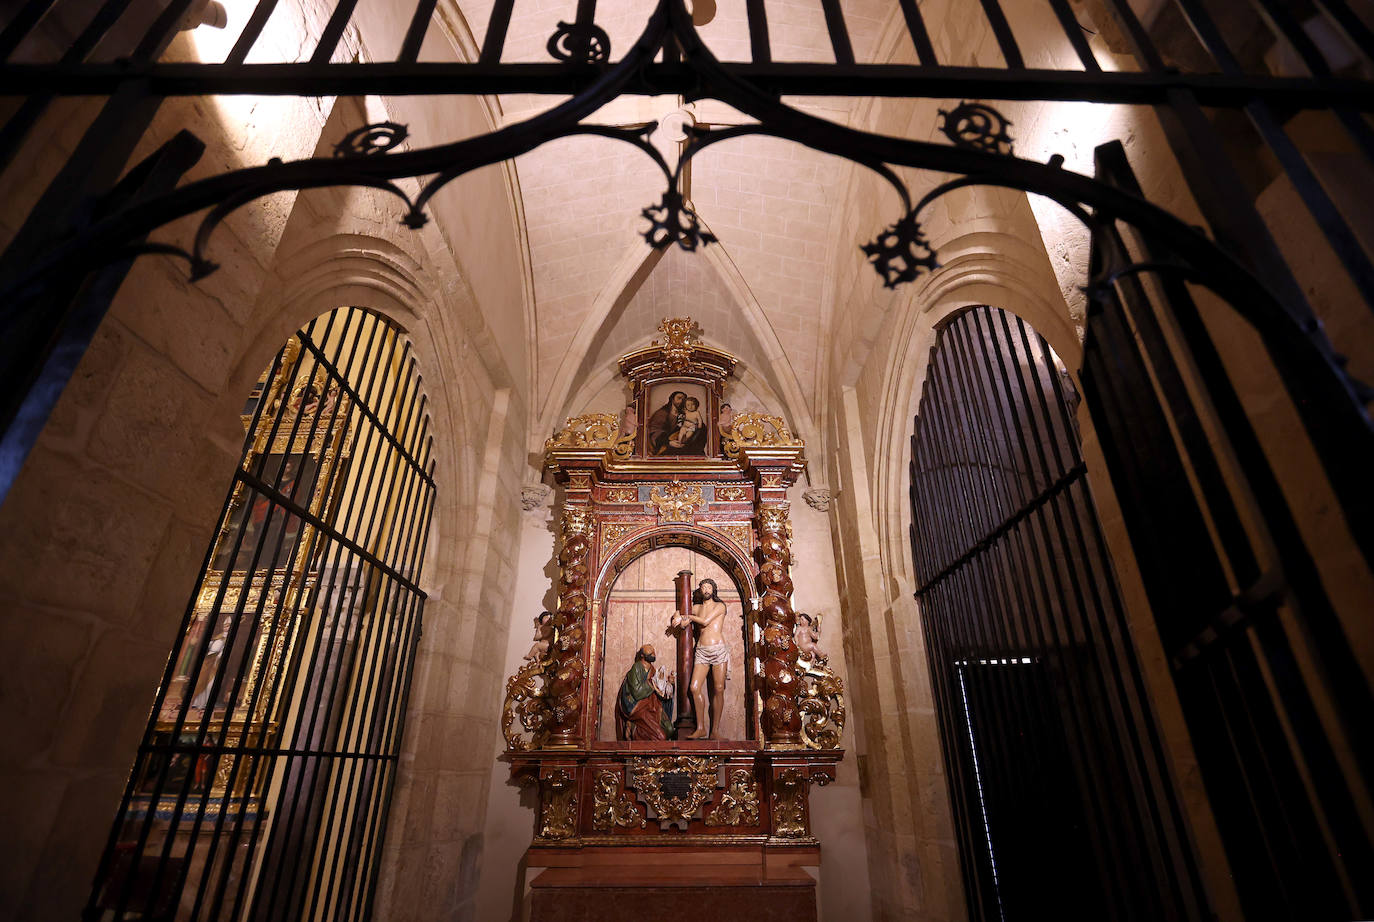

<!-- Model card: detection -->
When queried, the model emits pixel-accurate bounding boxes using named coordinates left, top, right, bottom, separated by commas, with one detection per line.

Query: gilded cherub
left=794, top=611, right=827, bottom=665
left=524, top=611, right=554, bottom=662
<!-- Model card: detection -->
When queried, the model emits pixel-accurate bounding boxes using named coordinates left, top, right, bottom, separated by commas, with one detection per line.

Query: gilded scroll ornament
left=501, top=652, right=553, bottom=751
left=721, top=413, right=803, bottom=460
left=651, top=316, right=700, bottom=373
left=794, top=612, right=845, bottom=749
left=714, top=485, right=748, bottom=503
left=772, top=768, right=808, bottom=838
left=797, top=662, right=845, bottom=750
left=545, top=413, right=635, bottom=459
left=604, top=486, right=639, bottom=504
left=599, top=521, right=643, bottom=559
left=646, top=480, right=704, bottom=524
left=628, top=755, right=722, bottom=830
left=592, top=769, right=646, bottom=830
left=703, top=522, right=753, bottom=553
left=538, top=769, right=578, bottom=839
left=704, top=769, right=760, bottom=827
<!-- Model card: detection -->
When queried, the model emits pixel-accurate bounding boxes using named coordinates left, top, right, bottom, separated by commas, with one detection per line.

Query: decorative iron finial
left=861, top=211, right=939, bottom=289
left=938, top=102, right=1014, bottom=155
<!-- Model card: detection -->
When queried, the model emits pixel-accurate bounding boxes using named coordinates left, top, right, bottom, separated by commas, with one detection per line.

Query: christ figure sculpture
left=671, top=578, right=729, bottom=739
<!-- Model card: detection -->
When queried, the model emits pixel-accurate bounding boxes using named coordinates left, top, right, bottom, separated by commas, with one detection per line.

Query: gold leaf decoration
left=721, top=413, right=803, bottom=460
left=646, top=480, right=704, bottom=524
left=592, top=769, right=645, bottom=830
left=704, top=768, right=760, bottom=827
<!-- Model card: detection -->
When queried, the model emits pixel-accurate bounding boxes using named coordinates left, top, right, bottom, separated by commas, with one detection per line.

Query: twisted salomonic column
left=757, top=501, right=801, bottom=745
left=547, top=507, right=591, bottom=747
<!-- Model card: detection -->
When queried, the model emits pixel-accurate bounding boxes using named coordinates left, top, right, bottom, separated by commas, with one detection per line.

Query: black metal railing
left=83, top=306, right=436, bottom=922
left=910, top=305, right=1208, bottom=922
left=1082, top=143, right=1374, bottom=921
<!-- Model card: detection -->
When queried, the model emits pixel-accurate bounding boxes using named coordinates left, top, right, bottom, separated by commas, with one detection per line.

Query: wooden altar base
left=526, top=844, right=819, bottom=922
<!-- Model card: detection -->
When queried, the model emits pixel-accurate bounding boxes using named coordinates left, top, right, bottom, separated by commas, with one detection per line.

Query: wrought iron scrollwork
left=938, top=102, right=1015, bottom=155
left=641, top=188, right=717, bottom=251
left=547, top=21, right=612, bottom=63
left=333, top=122, right=410, bottom=158
left=6, top=0, right=1367, bottom=458
left=861, top=211, right=939, bottom=289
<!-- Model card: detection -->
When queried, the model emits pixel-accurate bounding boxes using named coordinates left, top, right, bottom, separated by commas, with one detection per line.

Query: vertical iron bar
left=398, top=0, right=440, bottom=62
left=976, top=0, right=1024, bottom=67
left=479, top=0, right=515, bottom=63
left=311, top=372, right=427, bottom=920
left=0, top=0, right=58, bottom=61
left=312, top=0, right=362, bottom=64
left=133, top=311, right=342, bottom=920
left=1172, top=0, right=1374, bottom=317
left=818, top=0, right=855, bottom=64
left=227, top=0, right=283, bottom=64
left=105, top=317, right=326, bottom=921
left=1045, top=0, right=1100, bottom=71
left=959, top=312, right=1130, bottom=914
left=746, top=0, right=770, bottom=63
left=897, top=0, right=938, bottom=65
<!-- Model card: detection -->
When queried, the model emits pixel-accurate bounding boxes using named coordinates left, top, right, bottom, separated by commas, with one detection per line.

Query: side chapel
left=501, top=318, right=844, bottom=917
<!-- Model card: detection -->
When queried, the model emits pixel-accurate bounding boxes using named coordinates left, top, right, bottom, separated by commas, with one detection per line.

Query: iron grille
left=910, top=306, right=1207, bottom=922
left=84, top=306, right=436, bottom=922
left=1082, top=144, right=1374, bottom=920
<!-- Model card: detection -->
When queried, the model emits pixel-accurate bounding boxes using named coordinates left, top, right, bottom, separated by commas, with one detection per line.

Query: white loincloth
left=695, top=641, right=729, bottom=669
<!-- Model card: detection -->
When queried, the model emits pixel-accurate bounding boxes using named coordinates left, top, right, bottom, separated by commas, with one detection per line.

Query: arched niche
left=591, top=525, right=760, bottom=743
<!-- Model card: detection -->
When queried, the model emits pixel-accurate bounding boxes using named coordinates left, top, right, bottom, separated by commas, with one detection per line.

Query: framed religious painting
left=642, top=381, right=712, bottom=457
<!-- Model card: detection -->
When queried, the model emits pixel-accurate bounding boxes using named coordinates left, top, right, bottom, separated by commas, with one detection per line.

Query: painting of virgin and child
left=645, top=384, right=710, bottom=456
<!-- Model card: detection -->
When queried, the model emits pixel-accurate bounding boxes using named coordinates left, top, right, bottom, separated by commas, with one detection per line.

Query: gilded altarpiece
left=502, top=321, right=844, bottom=913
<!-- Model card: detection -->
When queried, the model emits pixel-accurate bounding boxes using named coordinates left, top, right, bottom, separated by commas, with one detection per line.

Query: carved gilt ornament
left=629, top=755, right=722, bottom=830
left=704, top=769, right=760, bottom=827
left=651, top=316, right=700, bottom=374
left=592, top=769, right=646, bottom=830
left=647, top=480, right=704, bottom=524
left=539, top=769, right=578, bottom=839
left=772, top=768, right=808, bottom=839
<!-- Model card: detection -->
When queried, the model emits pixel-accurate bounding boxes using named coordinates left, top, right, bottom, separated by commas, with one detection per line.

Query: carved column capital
left=521, top=483, right=552, bottom=512
left=802, top=487, right=832, bottom=512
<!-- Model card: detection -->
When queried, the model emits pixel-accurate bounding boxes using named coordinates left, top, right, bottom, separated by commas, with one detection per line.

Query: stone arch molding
left=865, top=233, right=1085, bottom=599
left=228, top=232, right=480, bottom=588
left=593, top=524, right=758, bottom=606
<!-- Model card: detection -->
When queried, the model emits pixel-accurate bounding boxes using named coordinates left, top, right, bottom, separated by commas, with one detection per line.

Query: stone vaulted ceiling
left=441, top=0, right=901, bottom=444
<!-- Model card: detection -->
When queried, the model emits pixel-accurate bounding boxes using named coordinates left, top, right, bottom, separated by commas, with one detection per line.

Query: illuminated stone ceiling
left=442, top=0, right=899, bottom=441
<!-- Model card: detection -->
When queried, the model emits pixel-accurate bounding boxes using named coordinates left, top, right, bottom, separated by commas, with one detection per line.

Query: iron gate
left=1081, top=144, right=1374, bottom=921
left=910, top=305, right=1207, bottom=922
left=84, top=306, right=436, bottom=922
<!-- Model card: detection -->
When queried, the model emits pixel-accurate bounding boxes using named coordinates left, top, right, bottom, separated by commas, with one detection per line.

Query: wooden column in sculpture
left=757, top=501, right=801, bottom=745
left=673, top=568, right=696, bottom=736
left=548, top=507, right=591, bottom=748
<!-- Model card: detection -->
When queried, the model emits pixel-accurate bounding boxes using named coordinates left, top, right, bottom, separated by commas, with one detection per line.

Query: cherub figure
left=524, top=611, right=554, bottom=661
left=618, top=404, right=637, bottom=437
left=794, top=612, right=827, bottom=665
